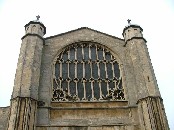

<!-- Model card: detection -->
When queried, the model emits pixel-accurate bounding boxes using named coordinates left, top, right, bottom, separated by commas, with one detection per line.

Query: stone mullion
left=75, top=81, right=78, bottom=98
left=96, top=46, right=100, bottom=78
left=82, top=44, right=85, bottom=59
left=82, top=45, right=86, bottom=100
left=96, top=46, right=101, bottom=100
left=111, top=56, right=115, bottom=78
left=59, top=62, right=62, bottom=89
left=82, top=45, right=85, bottom=78
left=103, top=48, right=109, bottom=94
left=111, top=56, right=117, bottom=90
left=67, top=49, right=70, bottom=94
left=90, top=81, right=94, bottom=100
left=111, top=62, right=116, bottom=90
left=67, top=62, right=70, bottom=94
left=103, top=48, right=108, bottom=78
left=58, top=53, right=63, bottom=89
left=89, top=45, right=92, bottom=79
left=89, top=45, right=94, bottom=100
left=98, top=82, right=102, bottom=100
left=74, top=47, right=78, bottom=97
left=83, top=62, right=85, bottom=78
left=75, top=48, right=77, bottom=79
left=83, top=68, right=86, bottom=99
left=82, top=82, right=86, bottom=100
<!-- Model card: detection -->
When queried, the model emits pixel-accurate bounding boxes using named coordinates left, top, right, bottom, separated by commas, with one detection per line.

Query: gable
left=45, top=27, right=124, bottom=44
left=44, top=27, right=125, bottom=61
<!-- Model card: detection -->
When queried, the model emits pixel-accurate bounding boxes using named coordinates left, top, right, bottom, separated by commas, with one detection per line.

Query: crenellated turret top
left=24, top=15, right=46, bottom=37
left=122, top=20, right=144, bottom=43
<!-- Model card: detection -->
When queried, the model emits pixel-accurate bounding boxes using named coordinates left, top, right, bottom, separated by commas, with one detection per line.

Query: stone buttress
left=7, top=20, right=46, bottom=130
left=122, top=23, right=169, bottom=130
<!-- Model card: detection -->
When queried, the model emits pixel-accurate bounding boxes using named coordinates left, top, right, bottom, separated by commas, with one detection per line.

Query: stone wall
left=0, top=107, right=10, bottom=130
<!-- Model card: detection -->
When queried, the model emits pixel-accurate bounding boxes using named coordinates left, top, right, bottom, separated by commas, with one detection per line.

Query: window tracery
left=52, top=42, right=125, bottom=101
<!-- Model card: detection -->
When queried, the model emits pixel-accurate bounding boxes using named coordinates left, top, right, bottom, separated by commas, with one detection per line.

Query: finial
left=127, top=19, right=131, bottom=24
left=36, top=15, right=40, bottom=21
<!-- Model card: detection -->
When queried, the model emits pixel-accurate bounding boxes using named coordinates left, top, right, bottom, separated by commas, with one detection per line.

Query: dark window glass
left=92, top=63, right=98, bottom=79
left=85, top=63, right=91, bottom=79
left=62, top=63, right=68, bottom=79
left=77, top=82, right=83, bottom=100
left=114, top=63, right=120, bottom=78
left=77, top=63, right=83, bottom=79
left=62, top=52, right=68, bottom=60
left=84, top=46, right=89, bottom=60
left=118, top=78, right=122, bottom=89
left=70, top=81, right=76, bottom=95
left=101, top=81, right=107, bottom=96
left=69, top=63, right=75, bottom=78
left=109, top=81, right=114, bottom=90
left=107, top=63, right=113, bottom=79
left=62, top=81, right=67, bottom=91
left=94, top=82, right=100, bottom=99
left=55, top=63, right=59, bottom=77
left=70, top=48, right=75, bottom=60
left=86, top=82, right=92, bottom=101
left=91, top=46, right=96, bottom=60
left=77, top=47, right=82, bottom=60
left=98, top=49, right=103, bottom=60
left=99, top=63, right=105, bottom=79
left=105, top=52, right=111, bottom=61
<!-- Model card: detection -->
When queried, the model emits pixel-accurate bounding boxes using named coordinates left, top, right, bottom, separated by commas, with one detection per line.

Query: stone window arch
left=52, top=42, right=125, bottom=101
left=31, top=25, right=36, bottom=33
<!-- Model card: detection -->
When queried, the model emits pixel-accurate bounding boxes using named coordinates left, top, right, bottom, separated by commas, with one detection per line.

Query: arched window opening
left=52, top=43, right=125, bottom=101
left=31, top=25, right=36, bottom=33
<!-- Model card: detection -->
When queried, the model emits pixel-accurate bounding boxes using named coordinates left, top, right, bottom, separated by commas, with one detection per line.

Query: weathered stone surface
left=4, top=22, right=169, bottom=130
left=0, top=107, right=9, bottom=130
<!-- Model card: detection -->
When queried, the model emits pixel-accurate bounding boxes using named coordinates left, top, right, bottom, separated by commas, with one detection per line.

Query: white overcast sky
left=0, top=0, right=174, bottom=129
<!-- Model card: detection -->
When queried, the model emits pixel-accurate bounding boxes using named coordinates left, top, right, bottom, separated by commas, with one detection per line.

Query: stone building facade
left=0, top=19, right=170, bottom=130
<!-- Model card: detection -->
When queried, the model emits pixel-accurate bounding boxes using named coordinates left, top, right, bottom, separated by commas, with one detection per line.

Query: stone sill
left=50, top=100, right=129, bottom=109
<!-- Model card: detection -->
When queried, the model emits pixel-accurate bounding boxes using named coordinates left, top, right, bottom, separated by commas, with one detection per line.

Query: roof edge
left=25, top=21, right=46, bottom=35
left=123, top=24, right=143, bottom=35
left=45, top=27, right=124, bottom=41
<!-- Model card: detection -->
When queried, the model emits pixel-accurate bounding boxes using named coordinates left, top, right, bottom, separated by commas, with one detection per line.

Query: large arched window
left=52, top=42, right=125, bottom=101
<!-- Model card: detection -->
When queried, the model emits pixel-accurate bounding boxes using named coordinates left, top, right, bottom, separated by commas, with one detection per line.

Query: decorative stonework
left=3, top=21, right=169, bottom=130
left=52, top=42, right=125, bottom=101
